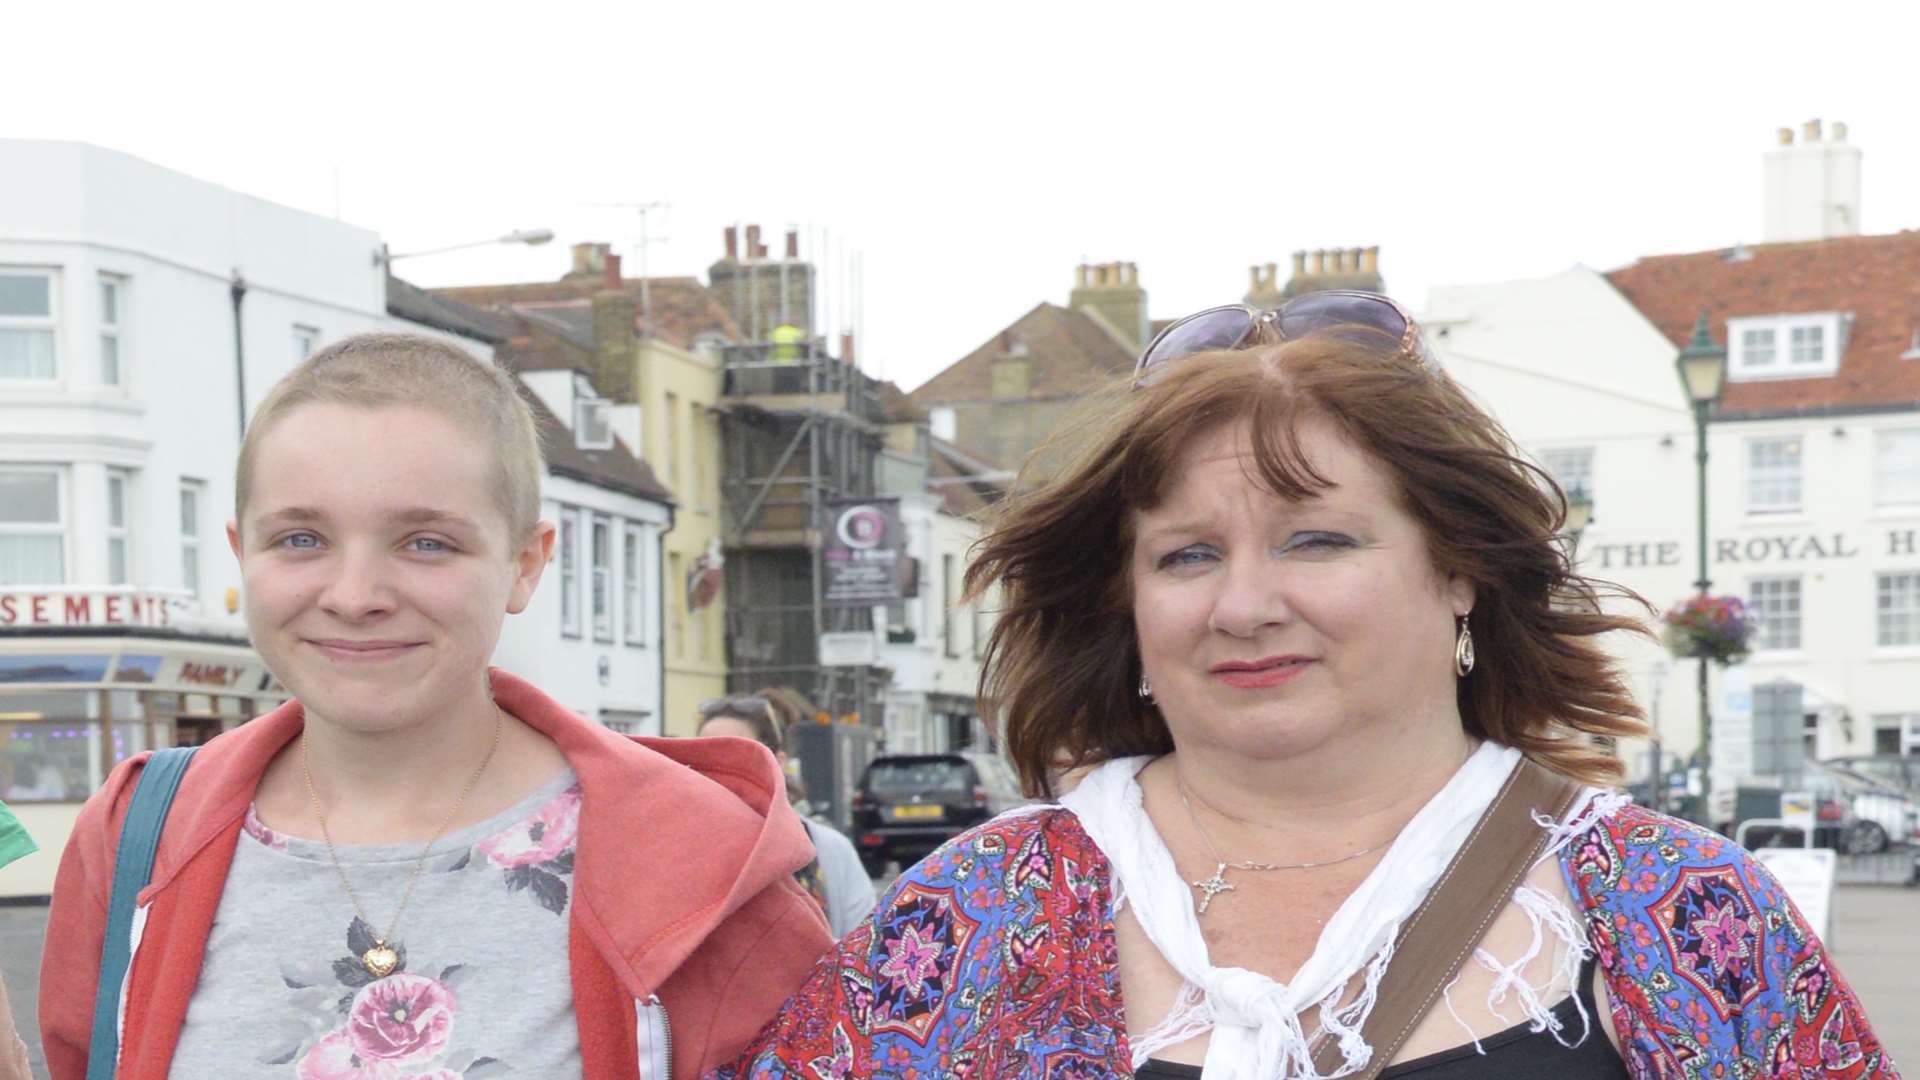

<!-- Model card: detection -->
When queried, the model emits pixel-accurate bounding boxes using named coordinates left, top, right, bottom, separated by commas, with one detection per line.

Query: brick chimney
left=723, top=226, right=739, bottom=262
left=603, top=252, right=623, bottom=290
left=591, top=288, right=637, bottom=402
left=785, top=228, right=800, bottom=260
left=565, top=242, right=611, bottom=282
left=1279, top=245, right=1384, bottom=300
left=1068, top=260, right=1150, bottom=352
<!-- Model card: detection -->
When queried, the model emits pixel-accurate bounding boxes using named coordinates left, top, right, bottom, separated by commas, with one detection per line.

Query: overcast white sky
left=11, top=1, right=1920, bottom=391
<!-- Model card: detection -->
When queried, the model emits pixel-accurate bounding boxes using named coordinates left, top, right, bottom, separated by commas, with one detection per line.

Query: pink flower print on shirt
left=475, top=785, right=580, bottom=869
left=242, top=804, right=291, bottom=852
left=466, top=783, right=579, bottom=915
left=346, top=972, right=458, bottom=1064
left=297, top=1029, right=402, bottom=1080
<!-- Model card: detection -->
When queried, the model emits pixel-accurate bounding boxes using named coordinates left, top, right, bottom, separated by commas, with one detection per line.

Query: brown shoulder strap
left=1309, top=756, right=1585, bottom=1079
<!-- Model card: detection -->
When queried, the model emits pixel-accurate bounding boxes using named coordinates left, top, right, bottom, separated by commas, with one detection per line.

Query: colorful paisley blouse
left=714, top=802, right=1899, bottom=1079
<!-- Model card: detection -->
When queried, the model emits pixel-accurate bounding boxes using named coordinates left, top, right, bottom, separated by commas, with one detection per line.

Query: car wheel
left=1844, top=821, right=1889, bottom=855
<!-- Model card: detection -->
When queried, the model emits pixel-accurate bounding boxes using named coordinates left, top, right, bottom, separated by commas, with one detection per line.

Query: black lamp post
left=1675, top=312, right=1727, bottom=816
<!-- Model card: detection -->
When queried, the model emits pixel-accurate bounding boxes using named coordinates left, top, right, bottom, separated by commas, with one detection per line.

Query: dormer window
left=1727, top=313, right=1846, bottom=380
left=575, top=398, right=614, bottom=450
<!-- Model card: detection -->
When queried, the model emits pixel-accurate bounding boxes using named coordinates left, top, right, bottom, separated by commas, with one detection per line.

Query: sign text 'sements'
left=0, top=591, right=171, bottom=628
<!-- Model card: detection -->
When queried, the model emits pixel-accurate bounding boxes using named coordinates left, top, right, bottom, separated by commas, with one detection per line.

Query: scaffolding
left=718, top=339, right=891, bottom=723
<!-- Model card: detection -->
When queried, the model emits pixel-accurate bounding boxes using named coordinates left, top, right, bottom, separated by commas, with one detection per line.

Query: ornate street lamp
left=1565, top=484, right=1594, bottom=554
left=1675, top=312, right=1727, bottom=817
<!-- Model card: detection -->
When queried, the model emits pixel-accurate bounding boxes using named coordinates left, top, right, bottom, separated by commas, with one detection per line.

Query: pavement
left=3, top=885, right=1914, bottom=1077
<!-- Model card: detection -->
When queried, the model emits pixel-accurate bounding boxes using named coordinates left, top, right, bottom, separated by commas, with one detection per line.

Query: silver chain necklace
left=1176, top=775, right=1394, bottom=915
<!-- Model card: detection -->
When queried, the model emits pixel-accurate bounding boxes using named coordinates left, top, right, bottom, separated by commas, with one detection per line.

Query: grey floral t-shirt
left=170, top=768, right=585, bottom=1079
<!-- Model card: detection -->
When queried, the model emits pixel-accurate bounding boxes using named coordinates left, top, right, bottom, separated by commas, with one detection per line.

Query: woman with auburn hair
left=718, top=296, right=1897, bottom=1078
left=41, top=332, right=830, bottom=1080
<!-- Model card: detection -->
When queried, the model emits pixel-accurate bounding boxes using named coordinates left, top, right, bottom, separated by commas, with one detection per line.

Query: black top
left=1132, top=956, right=1627, bottom=1079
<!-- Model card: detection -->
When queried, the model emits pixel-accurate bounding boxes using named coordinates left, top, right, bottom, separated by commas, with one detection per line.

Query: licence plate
left=891, top=804, right=944, bottom=820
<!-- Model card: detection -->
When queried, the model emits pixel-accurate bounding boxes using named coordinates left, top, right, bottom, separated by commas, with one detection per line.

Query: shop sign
left=821, top=499, right=907, bottom=605
left=0, top=590, right=177, bottom=629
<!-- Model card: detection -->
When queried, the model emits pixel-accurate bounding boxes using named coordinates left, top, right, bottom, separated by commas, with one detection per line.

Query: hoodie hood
left=138, top=667, right=815, bottom=998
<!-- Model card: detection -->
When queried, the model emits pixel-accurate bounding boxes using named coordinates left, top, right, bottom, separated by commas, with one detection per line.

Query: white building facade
left=506, top=366, right=673, bottom=735
left=879, top=491, right=994, bottom=754
left=0, top=141, right=669, bottom=896
left=1425, top=238, right=1920, bottom=807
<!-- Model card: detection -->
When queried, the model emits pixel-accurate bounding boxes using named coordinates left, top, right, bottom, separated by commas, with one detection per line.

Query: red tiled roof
left=432, top=276, right=741, bottom=351
left=911, top=302, right=1135, bottom=403
left=1607, top=231, right=1920, bottom=417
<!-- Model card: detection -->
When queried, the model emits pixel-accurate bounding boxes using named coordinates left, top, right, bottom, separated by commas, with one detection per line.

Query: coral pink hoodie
left=40, top=669, right=831, bottom=1080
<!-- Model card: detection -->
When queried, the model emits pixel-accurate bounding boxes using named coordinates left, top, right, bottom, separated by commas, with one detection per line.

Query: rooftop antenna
left=582, top=201, right=670, bottom=331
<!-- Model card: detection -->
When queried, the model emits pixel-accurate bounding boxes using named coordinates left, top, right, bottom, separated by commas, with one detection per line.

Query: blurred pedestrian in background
left=698, top=690, right=877, bottom=937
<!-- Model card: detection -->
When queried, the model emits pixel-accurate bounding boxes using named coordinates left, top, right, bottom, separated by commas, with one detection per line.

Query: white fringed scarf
left=1057, top=742, right=1615, bottom=1079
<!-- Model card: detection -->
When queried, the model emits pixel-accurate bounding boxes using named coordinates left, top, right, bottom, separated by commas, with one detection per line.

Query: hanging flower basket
left=1662, top=594, right=1753, bottom=666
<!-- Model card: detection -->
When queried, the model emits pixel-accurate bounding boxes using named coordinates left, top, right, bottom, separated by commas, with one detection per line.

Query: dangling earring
left=1454, top=615, right=1476, bottom=677
left=1138, top=674, right=1155, bottom=703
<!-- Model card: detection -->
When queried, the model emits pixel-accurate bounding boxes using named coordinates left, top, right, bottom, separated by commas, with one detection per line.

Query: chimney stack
left=785, top=228, right=799, bottom=259
left=1362, top=246, right=1379, bottom=274
left=745, top=224, right=763, bottom=261
left=840, top=331, right=855, bottom=366
left=603, top=252, right=622, bottom=289
left=723, top=226, right=739, bottom=261
left=1291, top=251, right=1308, bottom=277
left=1763, top=119, right=1862, bottom=242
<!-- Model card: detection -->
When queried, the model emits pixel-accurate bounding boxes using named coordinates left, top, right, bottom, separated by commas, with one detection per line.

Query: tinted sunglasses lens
left=1138, top=308, right=1254, bottom=374
left=1277, top=293, right=1408, bottom=343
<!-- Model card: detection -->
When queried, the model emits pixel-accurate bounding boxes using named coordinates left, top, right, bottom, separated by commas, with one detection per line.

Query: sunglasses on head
left=1133, top=290, right=1435, bottom=383
left=698, top=695, right=775, bottom=721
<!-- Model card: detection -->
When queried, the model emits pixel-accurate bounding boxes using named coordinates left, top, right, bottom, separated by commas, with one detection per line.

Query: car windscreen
left=865, top=759, right=975, bottom=798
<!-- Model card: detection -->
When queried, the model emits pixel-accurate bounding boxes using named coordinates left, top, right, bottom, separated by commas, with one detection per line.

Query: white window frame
left=1747, top=575, right=1803, bottom=653
left=1746, top=435, right=1804, bottom=515
left=941, top=553, right=958, bottom=658
left=622, top=523, right=645, bottom=647
left=1727, top=313, right=1845, bottom=380
left=106, top=468, right=133, bottom=586
left=590, top=514, right=613, bottom=643
left=98, top=274, right=125, bottom=388
left=1875, top=428, right=1920, bottom=509
left=0, top=466, right=67, bottom=586
left=293, top=324, right=320, bottom=362
left=559, top=507, right=581, bottom=638
left=1538, top=445, right=1595, bottom=501
left=179, top=479, right=204, bottom=599
left=1877, top=571, right=1920, bottom=648
left=0, top=267, right=60, bottom=382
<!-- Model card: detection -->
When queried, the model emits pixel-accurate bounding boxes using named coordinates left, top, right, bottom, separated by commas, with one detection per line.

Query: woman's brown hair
left=966, top=331, right=1651, bottom=797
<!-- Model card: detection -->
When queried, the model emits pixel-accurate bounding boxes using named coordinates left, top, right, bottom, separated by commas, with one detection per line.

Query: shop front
left=0, top=588, right=284, bottom=897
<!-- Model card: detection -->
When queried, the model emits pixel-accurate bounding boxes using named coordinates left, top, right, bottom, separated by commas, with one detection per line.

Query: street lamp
left=1675, top=311, right=1727, bottom=818
left=1565, top=484, right=1594, bottom=554
left=374, top=227, right=555, bottom=266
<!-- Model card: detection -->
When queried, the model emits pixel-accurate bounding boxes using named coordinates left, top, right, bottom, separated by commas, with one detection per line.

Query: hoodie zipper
left=640, top=994, right=673, bottom=1078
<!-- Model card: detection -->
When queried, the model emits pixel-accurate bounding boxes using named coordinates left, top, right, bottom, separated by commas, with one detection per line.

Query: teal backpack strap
left=87, top=745, right=199, bottom=1080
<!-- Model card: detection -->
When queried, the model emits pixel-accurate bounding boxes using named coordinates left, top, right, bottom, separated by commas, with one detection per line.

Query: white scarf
left=1057, top=742, right=1524, bottom=1079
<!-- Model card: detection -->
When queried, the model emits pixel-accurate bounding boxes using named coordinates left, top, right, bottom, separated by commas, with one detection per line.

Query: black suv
left=851, top=752, right=1026, bottom=876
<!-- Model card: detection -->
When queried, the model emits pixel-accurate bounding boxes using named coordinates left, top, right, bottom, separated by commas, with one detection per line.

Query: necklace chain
left=300, top=705, right=504, bottom=973
left=1175, top=774, right=1393, bottom=915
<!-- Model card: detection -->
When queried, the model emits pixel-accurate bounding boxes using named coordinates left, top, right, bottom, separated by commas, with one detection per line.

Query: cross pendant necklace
left=1192, top=862, right=1236, bottom=914
left=1176, top=774, right=1394, bottom=917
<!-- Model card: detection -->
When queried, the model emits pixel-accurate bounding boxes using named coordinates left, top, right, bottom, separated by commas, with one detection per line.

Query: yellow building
left=435, top=243, right=736, bottom=735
